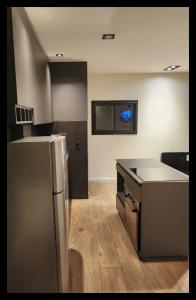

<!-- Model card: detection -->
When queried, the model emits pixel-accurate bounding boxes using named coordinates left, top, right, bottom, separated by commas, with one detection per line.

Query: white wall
left=88, top=73, right=189, bottom=180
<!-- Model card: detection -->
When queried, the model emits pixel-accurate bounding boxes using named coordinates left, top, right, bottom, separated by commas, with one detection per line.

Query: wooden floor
left=68, top=182, right=189, bottom=293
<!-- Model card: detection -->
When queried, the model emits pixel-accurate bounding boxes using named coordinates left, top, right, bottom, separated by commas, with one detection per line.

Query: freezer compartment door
left=54, top=192, right=69, bottom=293
left=7, top=142, right=58, bottom=293
left=51, top=138, right=66, bottom=193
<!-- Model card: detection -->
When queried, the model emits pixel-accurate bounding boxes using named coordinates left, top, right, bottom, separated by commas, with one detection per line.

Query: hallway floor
left=68, top=182, right=189, bottom=293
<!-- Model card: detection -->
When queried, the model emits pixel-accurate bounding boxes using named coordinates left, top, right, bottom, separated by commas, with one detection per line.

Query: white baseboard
left=89, top=178, right=117, bottom=183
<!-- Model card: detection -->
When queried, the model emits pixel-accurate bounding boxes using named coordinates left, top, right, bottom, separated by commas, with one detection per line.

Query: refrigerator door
left=7, top=142, right=58, bottom=293
left=51, top=138, right=65, bottom=193
left=64, top=153, right=70, bottom=238
left=53, top=192, right=69, bottom=293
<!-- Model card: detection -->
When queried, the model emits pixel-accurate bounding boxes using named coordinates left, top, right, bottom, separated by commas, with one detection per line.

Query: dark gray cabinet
left=69, top=153, right=88, bottom=199
left=116, top=159, right=189, bottom=260
left=50, top=62, right=88, bottom=199
left=50, top=62, right=87, bottom=122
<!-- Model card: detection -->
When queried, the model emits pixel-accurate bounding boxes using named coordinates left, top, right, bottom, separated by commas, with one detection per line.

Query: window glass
left=95, top=105, right=114, bottom=130
left=115, top=104, right=133, bottom=130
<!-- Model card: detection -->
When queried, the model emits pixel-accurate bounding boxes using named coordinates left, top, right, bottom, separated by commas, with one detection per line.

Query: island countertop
left=116, top=158, right=189, bottom=183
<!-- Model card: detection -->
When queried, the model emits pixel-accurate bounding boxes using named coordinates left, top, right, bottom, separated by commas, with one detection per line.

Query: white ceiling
left=24, top=7, right=189, bottom=74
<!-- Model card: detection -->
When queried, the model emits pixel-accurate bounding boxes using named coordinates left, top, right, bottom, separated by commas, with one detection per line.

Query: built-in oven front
left=124, top=194, right=140, bottom=252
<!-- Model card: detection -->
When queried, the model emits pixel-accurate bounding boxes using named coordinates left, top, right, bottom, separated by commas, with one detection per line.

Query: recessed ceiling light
left=163, top=65, right=181, bottom=71
left=56, top=53, right=63, bottom=57
left=102, top=34, right=115, bottom=40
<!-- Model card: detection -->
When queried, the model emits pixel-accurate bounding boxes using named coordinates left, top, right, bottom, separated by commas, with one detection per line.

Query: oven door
left=125, top=196, right=140, bottom=251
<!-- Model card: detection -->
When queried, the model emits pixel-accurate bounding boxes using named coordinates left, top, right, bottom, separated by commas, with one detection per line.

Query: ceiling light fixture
left=163, top=65, right=181, bottom=71
left=56, top=53, right=63, bottom=57
left=102, top=34, right=115, bottom=40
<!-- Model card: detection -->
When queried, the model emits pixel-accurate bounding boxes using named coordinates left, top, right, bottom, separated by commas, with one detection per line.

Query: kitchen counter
left=116, top=158, right=189, bottom=260
left=116, top=158, right=189, bottom=184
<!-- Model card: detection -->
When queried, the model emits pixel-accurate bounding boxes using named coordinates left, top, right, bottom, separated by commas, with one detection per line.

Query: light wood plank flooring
left=68, top=182, right=189, bottom=293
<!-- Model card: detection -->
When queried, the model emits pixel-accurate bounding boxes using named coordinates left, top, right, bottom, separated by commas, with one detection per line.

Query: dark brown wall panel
left=53, top=121, right=88, bottom=199
left=68, top=153, right=88, bottom=199
left=50, top=62, right=87, bottom=122
left=31, top=123, right=54, bottom=136
left=49, top=62, right=88, bottom=199
left=53, top=121, right=87, bottom=154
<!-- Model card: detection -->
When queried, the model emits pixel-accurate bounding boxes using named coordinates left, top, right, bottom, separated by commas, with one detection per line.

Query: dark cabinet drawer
left=116, top=163, right=141, bottom=201
left=116, top=194, right=125, bottom=224
left=125, top=198, right=137, bottom=248
left=125, top=176, right=141, bottom=201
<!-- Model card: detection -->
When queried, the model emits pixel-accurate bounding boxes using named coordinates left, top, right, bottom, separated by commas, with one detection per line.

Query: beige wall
left=88, top=73, right=189, bottom=180
left=12, top=8, right=53, bottom=124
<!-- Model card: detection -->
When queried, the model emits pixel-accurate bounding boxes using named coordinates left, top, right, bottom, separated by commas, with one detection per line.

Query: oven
left=124, top=194, right=140, bottom=251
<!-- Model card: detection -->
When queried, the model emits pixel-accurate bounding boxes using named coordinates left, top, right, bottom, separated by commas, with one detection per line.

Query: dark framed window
left=92, top=100, right=138, bottom=135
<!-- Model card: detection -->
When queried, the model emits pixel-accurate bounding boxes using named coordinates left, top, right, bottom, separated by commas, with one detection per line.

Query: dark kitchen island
left=116, top=159, right=189, bottom=261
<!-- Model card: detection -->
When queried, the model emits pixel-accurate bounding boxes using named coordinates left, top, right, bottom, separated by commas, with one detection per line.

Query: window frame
left=91, top=100, right=138, bottom=135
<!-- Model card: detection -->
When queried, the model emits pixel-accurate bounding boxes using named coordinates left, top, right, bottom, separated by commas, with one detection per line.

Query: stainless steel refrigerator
left=7, top=135, right=69, bottom=293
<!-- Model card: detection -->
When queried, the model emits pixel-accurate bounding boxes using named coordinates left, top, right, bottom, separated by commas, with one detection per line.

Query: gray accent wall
left=11, top=7, right=52, bottom=125
left=50, top=62, right=87, bottom=122
left=7, top=7, right=24, bottom=142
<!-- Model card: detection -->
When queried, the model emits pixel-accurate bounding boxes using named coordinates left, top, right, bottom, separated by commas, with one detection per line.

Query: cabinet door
left=116, top=194, right=125, bottom=224
left=125, top=199, right=137, bottom=248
